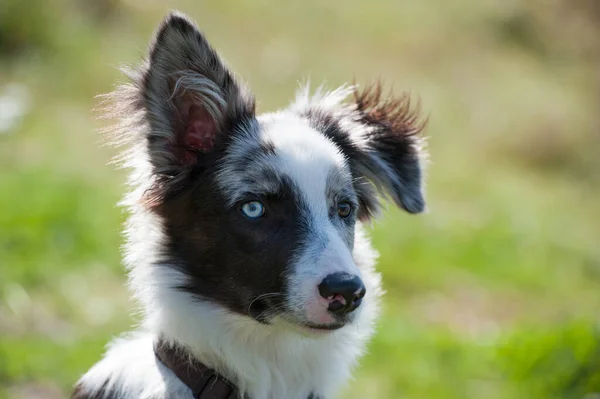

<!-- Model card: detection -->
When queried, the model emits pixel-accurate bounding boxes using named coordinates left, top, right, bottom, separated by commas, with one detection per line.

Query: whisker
left=246, top=292, right=284, bottom=317
left=250, top=301, right=289, bottom=322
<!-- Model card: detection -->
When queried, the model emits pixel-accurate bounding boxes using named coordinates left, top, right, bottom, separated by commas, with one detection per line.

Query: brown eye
left=337, top=201, right=352, bottom=218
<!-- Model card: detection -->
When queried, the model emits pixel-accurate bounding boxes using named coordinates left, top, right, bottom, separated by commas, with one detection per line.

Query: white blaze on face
left=262, top=114, right=345, bottom=220
left=260, top=113, right=362, bottom=325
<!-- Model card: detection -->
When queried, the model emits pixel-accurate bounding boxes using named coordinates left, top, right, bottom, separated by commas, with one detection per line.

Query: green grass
left=1, top=0, right=599, bottom=398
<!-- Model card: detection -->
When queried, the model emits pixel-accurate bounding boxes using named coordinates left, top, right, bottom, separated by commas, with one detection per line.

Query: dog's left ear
left=351, top=85, right=426, bottom=217
left=302, top=84, right=427, bottom=220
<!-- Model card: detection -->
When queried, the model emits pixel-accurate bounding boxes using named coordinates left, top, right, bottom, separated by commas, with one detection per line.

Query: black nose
left=318, top=272, right=366, bottom=314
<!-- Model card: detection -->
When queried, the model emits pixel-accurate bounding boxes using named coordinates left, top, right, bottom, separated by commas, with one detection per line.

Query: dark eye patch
left=159, top=172, right=311, bottom=319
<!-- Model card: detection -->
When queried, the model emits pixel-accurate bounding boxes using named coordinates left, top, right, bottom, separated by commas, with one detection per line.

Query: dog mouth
left=248, top=296, right=347, bottom=332
left=276, top=313, right=348, bottom=334
left=301, top=321, right=345, bottom=331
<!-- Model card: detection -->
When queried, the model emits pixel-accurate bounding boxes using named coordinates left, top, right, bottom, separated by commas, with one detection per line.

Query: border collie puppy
left=73, top=11, right=426, bottom=399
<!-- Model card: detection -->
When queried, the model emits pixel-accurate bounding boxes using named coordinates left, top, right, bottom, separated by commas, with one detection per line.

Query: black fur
left=156, top=171, right=312, bottom=322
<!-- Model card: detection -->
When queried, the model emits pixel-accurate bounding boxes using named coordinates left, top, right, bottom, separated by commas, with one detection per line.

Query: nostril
left=356, top=287, right=366, bottom=300
left=353, top=295, right=363, bottom=305
left=349, top=297, right=362, bottom=312
left=318, top=272, right=366, bottom=314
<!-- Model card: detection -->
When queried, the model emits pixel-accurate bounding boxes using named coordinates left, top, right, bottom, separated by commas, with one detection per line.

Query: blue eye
left=241, top=201, right=265, bottom=219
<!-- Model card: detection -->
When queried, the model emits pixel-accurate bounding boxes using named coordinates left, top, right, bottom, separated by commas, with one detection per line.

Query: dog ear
left=301, top=84, right=426, bottom=220
left=350, top=84, right=426, bottom=217
left=142, top=11, right=255, bottom=173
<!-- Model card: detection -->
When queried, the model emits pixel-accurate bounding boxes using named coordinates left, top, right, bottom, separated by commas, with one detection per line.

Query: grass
left=1, top=0, right=599, bottom=398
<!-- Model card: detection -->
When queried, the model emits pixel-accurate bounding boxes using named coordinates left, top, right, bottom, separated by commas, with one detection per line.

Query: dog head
left=111, top=12, right=426, bottom=334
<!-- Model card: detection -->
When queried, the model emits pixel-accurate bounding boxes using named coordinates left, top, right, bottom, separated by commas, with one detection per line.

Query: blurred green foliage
left=0, top=0, right=599, bottom=398
left=498, top=322, right=600, bottom=398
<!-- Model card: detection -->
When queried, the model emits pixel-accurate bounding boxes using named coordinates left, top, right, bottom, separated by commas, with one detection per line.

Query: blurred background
left=1, top=0, right=600, bottom=398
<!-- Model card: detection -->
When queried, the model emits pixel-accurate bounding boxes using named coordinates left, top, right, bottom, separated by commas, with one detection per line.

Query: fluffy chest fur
left=73, top=11, right=426, bottom=399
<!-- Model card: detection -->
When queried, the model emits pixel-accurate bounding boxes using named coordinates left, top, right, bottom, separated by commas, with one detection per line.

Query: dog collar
left=154, top=338, right=239, bottom=399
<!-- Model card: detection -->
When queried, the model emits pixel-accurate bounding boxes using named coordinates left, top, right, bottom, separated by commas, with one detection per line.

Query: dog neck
left=142, top=283, right=364, bottom=399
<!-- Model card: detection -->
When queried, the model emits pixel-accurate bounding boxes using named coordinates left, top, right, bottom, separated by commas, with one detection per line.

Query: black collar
left=153, top=339, right=239, bottom=399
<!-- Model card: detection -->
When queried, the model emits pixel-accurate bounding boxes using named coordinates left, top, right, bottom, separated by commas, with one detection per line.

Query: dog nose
left=318, top=272, right=366, bottom=314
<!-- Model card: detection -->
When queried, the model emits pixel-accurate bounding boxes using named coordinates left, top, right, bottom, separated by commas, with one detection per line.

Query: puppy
left=73, top=11, right=426, bottom=399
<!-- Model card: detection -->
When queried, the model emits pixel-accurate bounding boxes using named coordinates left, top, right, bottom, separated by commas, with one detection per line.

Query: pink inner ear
left=182, top=104, right=217, bottom=164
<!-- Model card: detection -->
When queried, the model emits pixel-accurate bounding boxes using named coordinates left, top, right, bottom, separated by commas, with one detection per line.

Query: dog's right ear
left=141, top=12, right=255, bottom=174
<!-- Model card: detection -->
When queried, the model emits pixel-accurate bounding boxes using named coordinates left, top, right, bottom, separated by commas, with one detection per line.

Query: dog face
left=117, top=12, right=425, bottom=333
